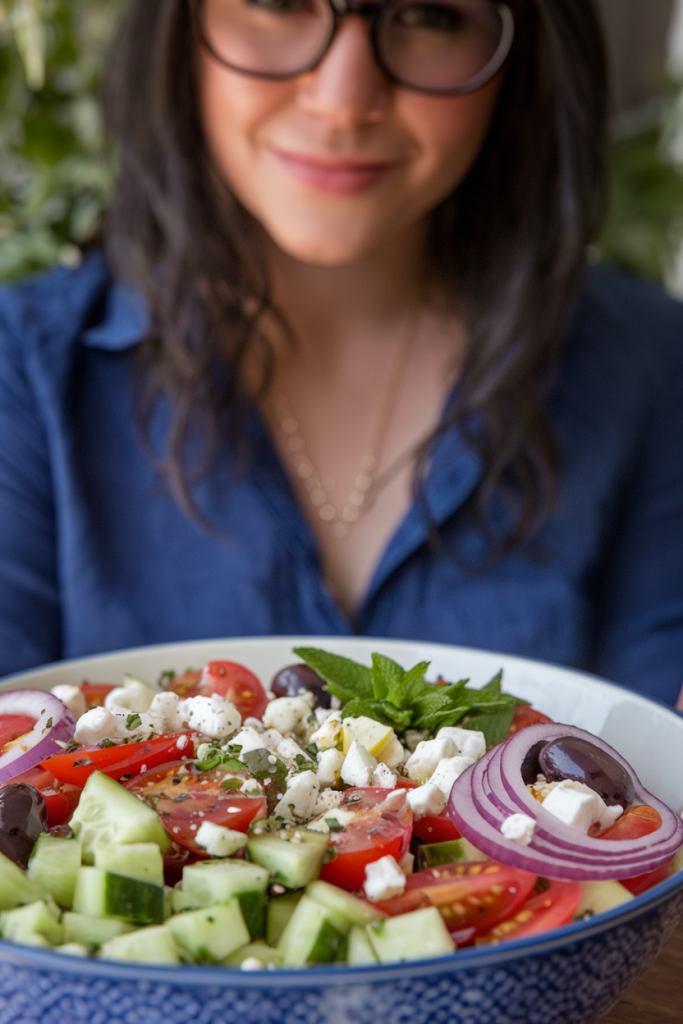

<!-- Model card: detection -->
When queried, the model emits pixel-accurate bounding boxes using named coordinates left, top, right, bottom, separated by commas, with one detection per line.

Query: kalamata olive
left=0, top=783, right=49, bottom=867
left=271, top=664, right=331, bottom=708
left=538, top=736, right=635, bottom=807
left=521, top=741, right=547, bottom=786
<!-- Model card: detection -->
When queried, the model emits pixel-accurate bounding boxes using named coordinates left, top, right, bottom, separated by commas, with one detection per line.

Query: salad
left=0, top=648, right=681, bottom=969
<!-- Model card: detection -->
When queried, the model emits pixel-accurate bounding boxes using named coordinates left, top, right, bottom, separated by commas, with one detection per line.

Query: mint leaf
left=294, top=647, right=373, bottom=702
left=460, top=704, right=517, bottom=749
left=371, top=654, right=405, bottom=701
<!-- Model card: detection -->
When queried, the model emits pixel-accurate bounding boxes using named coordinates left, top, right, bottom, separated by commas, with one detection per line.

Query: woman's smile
left=268, top=147, right=396, bottom=195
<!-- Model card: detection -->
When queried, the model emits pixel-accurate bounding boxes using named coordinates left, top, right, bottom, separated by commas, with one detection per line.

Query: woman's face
left=199, top=11, right=503, bottom=266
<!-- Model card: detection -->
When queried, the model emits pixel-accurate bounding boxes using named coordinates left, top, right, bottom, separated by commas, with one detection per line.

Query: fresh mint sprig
left=294, top=648, right=528, bottom=749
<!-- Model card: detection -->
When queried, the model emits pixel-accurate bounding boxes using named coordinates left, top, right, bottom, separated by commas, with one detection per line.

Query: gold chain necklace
left=273, top=319, right=416, bottom=541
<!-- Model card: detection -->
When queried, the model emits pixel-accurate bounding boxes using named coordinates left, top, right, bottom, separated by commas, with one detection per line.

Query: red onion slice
left=449, top=722, right=683, bottom=881
left=0, top=690, right=76, bottom=784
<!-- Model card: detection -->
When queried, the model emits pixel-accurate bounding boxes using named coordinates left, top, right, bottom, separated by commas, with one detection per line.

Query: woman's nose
left=297, top=16, right=390, bottom=127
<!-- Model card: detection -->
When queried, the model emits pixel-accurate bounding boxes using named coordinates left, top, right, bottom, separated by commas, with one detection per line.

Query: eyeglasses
left=191, top=0, right=515, bottom=95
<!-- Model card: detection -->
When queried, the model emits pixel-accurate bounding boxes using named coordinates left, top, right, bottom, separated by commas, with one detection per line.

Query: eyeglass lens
left=198, top=0, right=508, bottom=93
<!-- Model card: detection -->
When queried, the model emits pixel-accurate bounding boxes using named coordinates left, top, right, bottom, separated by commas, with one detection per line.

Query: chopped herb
left=322, top=846, right=338, bottom=865
left=119, top=773, right=134, bottom=781
left=72, top=759, right=94, bottom=768
left=220, top=778, right=243, bottom=791
left=45, top=718, right=53, bottom=729
left=325, top=818, right=345, bottom=832
left=293, top=753, right=316, bottom=774
left=98, top=738, right=116, bottom=749
left=126, top=713, right=142, bottom=731
left=158, top=670, right=176, bottom=687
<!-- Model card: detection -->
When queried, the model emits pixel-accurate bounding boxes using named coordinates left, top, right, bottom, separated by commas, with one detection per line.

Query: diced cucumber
left=0, top=851, right=48, bottom=911
left=266, top=891, right=303, bottom=945
left=166, top=899, right=250, bottom=962
left=72, top=867, right=164, bottom=925
left=27, top=835, right=82, bottom=909
left=276, top=895, right=346, bottom=966
left=576, top=880, right=634, bottom=919
left=305, top=880, right=384, bottom=935
left=347, top=925, right=379, bottom=966
left=62, top=911, right=136, bottom=950
left=224, top=941, right=284, bottom=967
left=459, top=838, right=488, bottom=862
left=178, top=860, right=270, bottom=939
left=94, top=843, right=164, bottom=888
left=70, top=772, right=170, bottom=862
left=55, top=943, right=90, bottom=957
left=247, top=826, right=329, bottom=889
left=0, top=901, right=63, bottom=946
left=100, top=925, right=181, bottom=965
left=366, top=906, right=455, bottom=963
left=417, top=840, right=466, bottom=871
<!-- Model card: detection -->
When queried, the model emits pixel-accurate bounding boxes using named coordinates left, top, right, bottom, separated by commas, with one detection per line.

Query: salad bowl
left=1, top=635, right=682, bottom=1024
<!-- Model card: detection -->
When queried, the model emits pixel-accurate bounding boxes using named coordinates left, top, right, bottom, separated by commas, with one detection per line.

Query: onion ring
left=0, top=690, right=76, bottom=784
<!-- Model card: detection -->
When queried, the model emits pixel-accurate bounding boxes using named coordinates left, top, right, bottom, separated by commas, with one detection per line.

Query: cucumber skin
left=247, top=829, right=329, bottom=889
left=277, top=896, right=346, bottom=966
left=73, top=867, right=164, bottom=925
left=266, top=892, right=303, bottom=946
left=237, top=891, right=267, bottom=941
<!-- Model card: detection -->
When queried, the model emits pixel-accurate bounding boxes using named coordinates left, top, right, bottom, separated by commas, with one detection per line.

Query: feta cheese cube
left=404, top=737, right=457, bottom=782
left=229, top=726, right=268, bottom=757
left=195, top=821, right=248, bottom=857
left=378, top=734, right=406, bottom=769
left=112, top=709, right=164, bottom=739
left=306, top=804, right=358, bottom=833
left=73, top=707, right=118, bottom=746
left=277, top=737, right=309, bottom=764
left=501, top=813, right=536, bottom=846
left=51, top=685, right=87, bottom=720
left=273, top=770, right=320, bottom=823
left=310, top=712, right=343, bottom=751
left=312, top=789, right=344, bottom=815
left=340, top=740, right=378, bottom=788
left=372, top=763, right=397, bottom=789
left=262, top=696, right=314, bottom=737
left=406, top=781, right=447, bottom=819
left=182, top=694, right=242, bottom=740
left=148, top=692, right=188, bottom=733
left=542, top=780, right=623, bottom=834
left=240, top=957, right=266, bottom=971
left=316, top=748, right=345, bottom=788
left=429, top=755, right=475, bottom=798
left=436, top=726, right=487, bottom=762
left=363, top=855, right=406, bottom=902
left=243, top=717, right=264, bottom=731
left=259, top=728, right=285, bottom=752
left=314, top=707, right=336, bottom=727
left=104, top=679, right=157, bottom=715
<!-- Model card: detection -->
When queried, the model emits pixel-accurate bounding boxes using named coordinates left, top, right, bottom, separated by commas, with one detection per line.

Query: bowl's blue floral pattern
left=1, top=887, right=681, bottom=1024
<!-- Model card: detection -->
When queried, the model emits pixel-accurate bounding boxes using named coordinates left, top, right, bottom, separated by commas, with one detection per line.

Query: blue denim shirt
left=1, top=255, right=682, bottom=704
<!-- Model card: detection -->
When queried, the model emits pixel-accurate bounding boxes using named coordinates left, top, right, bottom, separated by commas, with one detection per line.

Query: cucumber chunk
left=55, top=943, right=90, bottom=957
left=0, top=851, right=48, bottom=911
left=166, top=899, right=250, bottom=962
left=276, top=895, right=346, bottom=966
left=0, top=901, right=63, bottom=946
left=247, top=826, right=329, bottom=889
left=94, top=843, right=164, bottom=888
left=62, top=911, right=136, bottom=950
left=366, top=906, right=455, bottom=963
left=347, top=925, right=379, bottom=966
left=100, top=925, right=180, bottom=965
left=305, top=880, right=384, bottom=935
left=266, top=891, right=303, bottom=945
left=27, top=835, right=83, bottom=909
left=72, top=866, right=164, bottom=925
left=416, top=840, right=466, bottom=871
left=70, top=772, right=169, bottom=862
left=177, top=859, right=270, bottom=939
left=576, top=880, right=634, bottom=919
left=224, top=941, right=284, bottom=967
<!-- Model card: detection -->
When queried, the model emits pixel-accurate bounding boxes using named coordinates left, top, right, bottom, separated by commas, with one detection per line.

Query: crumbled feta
left=51, top=685, right=87, bottom=720
left=243, top=717, right=264, bottom=731
left=436, top=726, right=487, bottom=762
left=404, top=737, right=457, bottom=782
left=309, top=712, right=343, bottom=751
left=406, top=781, right=447, bottom=819
left=277, top=737, right=309, bottom=764
left=429, top=755, right=475, bottom=798
left=176, top=734, right=189, bottom=750
left=182, top=694, right=242, bottom=740
left=112, top=708, right=164, bottom=740
left=404, top=728, right=429, bottom=753
left=501, top=813, right=536, bottom=846
left=541, top=780, right=623, bottom=834
left=379, top=735, right=406, bottom=769
left=314, top=707, right=336, bottom=727
left=340, top=740, right=377, bottom=788
left=273, top=770, right=320, bottom=823
left=230, top=726, right=269, bottom=757
left=195, top=821, right=248, bottom=857
left=263, top=696, right=314, bottom=737
left=148, top=691, right=188, bottom=733
left=240, top=957, right=266, bottom=971
left=372, top=762, right=397, bottom=789
left=259, top=728, right=285, bottom=752
left=316, top=748, right=345, bottom=788
left=307, top=805, right=359, bottom=833
left=363, top=855, right=406, bottom=902
left=312, top=788, right=344, bottom=815
left=73, top=707, right=118, bottom=746
left=240, top=778, right=265, bottom=797
left=104, top=679, right=157, bottom=715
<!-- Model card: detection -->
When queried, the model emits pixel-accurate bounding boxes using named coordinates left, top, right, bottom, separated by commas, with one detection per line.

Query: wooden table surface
left=599, top=915, right=682, bottom=1022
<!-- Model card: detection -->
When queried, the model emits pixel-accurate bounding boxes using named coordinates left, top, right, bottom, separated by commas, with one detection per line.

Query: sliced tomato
left=412, top=808, right=462, bottom=844
left=508, top=706, right=554, bottom=735
left=478, top=879, right=582, bottom=943
left=0, top=715, right=36, bottom=752
left=165, top=671, right=202, bottom=699
left=1, top=765, right=82, bottom=827
left=126, top=760, right=267, bottom=856
left=394, top=777, right=420, bottom=789
left=397, top=861, right=537, bottom=937
left=320, top=787, right=413, bottom=893
left=196, top=661, right=269, bottom=720
left=592, top=804, right=662, bottom=841
left=79, top=683, right=117, bottom=709
left=621, top=860, right=674, bottom=897
left=41, top=732, right=193, bottom=786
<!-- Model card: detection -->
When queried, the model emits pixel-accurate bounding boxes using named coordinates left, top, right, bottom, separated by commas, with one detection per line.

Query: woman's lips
left=271, top=149, right=394, bottom=194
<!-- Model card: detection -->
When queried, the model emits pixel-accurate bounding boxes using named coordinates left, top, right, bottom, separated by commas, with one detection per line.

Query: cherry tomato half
left=0, top=715, right=36, bottom=752
left=592, top=804, right=662, bottom=841
left=1, top=766, right=81, bottom=828
left=320, top=787, right=413, bottom=893
left=508, top=706, right=554, bottom=735
left=126, top=760, right=267, bottom=856
left=165, top=671, right=202, bottom=699
left=478, top=880, right=582, bottom=943
left=79, top=684, right=117, bottom=709
left=621, top=860, right=674, bottom=897
left=412, top=807, right=462, bottom=844
left=41, top=733, right=193, bottom=787
left=197, top=661, right=269, bottom=720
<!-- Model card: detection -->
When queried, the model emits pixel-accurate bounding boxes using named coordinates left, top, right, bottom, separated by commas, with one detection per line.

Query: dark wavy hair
left=104, top=0, right=608, bottom=548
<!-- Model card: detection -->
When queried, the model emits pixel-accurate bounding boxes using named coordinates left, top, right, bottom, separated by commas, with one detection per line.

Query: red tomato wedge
left=621, top=861, right=674, bottom=897
left=320, top=787, right=413, bottom=893
left=591, top=804, right=662, bottom=841
left=196, top=661, right=269, bottom=720
left=412, top=808, right=462, bottom=844
left=80, top=684, right=117, bottom=709
left=508, top=706, right=554, bottom=735
left=0, top=715, right=37, bottom=752
left=41, top=732, right=193, bottom=786
left=126, top=760, right=267, bottom=856
left=1, top=765, right=82, bottom=827
left=478, top=880, right=582, bottom=943
left=165, top=671, right=202, bottom=699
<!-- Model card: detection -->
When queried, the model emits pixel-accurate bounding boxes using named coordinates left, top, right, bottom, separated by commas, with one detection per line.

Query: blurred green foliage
left=2, top=0, right=683, bottom=286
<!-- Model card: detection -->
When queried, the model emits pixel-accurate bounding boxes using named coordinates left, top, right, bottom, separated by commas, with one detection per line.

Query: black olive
left=521, top=740, right=547, bottom=786
left=271, top=664, right=331, bottom=708
left=538, top=736, right=635, bottom=807
left=0, top=783, right=50, bottom=867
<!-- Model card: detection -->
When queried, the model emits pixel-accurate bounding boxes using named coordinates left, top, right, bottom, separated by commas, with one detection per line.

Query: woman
left=0, top=0, right=681, bottom=705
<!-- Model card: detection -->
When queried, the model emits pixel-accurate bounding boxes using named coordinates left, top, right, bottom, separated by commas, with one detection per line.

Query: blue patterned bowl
left=2, top=637, right=682, bottom=1024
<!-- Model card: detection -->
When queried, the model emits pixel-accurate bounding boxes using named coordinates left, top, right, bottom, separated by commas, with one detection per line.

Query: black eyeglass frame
left=190, top=0, right=516, bottom=96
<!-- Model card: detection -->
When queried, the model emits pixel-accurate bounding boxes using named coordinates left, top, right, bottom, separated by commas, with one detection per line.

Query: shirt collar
left=82, top=280, right=149, bottom=351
